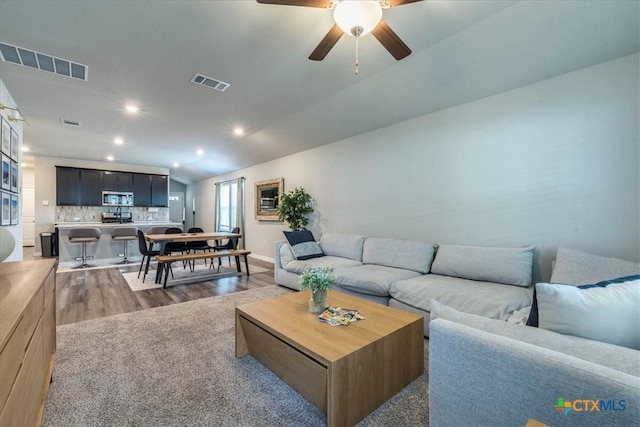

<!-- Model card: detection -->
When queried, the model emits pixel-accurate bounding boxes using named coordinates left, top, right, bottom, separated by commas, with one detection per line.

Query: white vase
left=308, top=289, right=328, bottom=314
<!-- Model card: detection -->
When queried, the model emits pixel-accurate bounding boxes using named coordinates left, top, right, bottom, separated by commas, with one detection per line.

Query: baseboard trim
left=249, top=253, right=274, bottom=264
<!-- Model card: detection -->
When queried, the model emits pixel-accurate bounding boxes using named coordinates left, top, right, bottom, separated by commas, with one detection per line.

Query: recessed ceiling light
left=233, top=127, right=245, bottom=137
left=196, top=149, right=204, bottom=156
left=124, top=104, right=139, bottom=114
left=105, top=155, right=115, bottom=161
left=21, top=146, right=29, bottom=152
left=114, top=137, right=124, bottom=145
left=173, top=162, right=180, bottom=168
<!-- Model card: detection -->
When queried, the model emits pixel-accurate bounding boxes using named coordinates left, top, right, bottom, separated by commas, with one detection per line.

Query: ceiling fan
left=256, top=0, right=422, bottom=63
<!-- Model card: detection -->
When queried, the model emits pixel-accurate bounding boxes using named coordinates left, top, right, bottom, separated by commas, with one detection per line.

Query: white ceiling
left=0, top=0, right=638, bottom=183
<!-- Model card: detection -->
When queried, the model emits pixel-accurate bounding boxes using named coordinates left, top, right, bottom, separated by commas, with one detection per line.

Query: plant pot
left=308, top=289, right=328, bottom=314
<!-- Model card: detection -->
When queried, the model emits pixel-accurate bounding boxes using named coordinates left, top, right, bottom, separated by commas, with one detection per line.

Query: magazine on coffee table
left=318, top=306, right=365, bottom=326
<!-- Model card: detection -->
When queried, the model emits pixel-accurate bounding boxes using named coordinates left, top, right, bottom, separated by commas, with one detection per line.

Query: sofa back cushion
left=319, top=233, right=366, bottom=261
left=431, top=244, right=535, bottom=287
left=363, top=238, right=436, bottom=274
left=550, top=247, right=640, bottom=286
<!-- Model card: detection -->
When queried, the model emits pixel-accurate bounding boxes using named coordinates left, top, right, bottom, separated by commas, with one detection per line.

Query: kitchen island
left=55, top=222, right=181, bottom=269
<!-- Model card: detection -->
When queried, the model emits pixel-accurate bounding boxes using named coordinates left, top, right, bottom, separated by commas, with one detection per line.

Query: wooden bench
left=156, top=249, right=252, bottom=288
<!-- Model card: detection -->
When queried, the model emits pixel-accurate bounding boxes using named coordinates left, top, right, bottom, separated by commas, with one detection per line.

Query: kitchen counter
left=55, top=221, right=180, bottom=228
left=55, top=222, right=181, bottom=268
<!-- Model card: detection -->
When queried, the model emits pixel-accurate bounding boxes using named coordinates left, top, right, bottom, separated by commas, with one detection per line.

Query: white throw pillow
left=533, top=276, right=640, bottom=350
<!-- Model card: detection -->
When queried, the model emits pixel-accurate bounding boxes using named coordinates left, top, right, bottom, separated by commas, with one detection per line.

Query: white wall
left=0, top=80, right=23, bottom=261
left=193, top=54, right=639, bottom=282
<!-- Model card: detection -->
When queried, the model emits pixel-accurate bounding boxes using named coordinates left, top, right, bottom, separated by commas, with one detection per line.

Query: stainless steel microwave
left=102, top=191, right=134, bottom=207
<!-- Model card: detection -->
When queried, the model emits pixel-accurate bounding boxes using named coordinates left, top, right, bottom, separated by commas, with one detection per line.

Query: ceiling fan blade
left=385, top=0, right=423, bottom=6
left=371, top=21, right=412, bottom=60
left=256, top=0, right=332, bottom=8
left=309, top=24, right=343, bottom=61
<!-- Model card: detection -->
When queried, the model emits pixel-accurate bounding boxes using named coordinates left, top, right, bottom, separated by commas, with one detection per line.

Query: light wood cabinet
left=0, top=259, right=57, bottom=426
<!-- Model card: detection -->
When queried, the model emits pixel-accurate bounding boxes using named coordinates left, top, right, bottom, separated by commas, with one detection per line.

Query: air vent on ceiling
left=0, top=42, right=88, bottom=81
left=60, top=118, right=81, bottom=127
left=190, top=73, right=230, bottom=92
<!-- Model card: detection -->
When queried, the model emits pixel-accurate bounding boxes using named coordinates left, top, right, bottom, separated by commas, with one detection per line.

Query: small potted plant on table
left=299, top=266, right=335, bottom=314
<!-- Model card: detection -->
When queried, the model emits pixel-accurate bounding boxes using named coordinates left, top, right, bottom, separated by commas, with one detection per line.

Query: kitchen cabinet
left=56, top=166, right=167, bottom=207
left=56, top=167, right=80, bottom=205
left=117, top=172, right=133, bottom=192
left=133, top=173, right=151, bottom=207
left=101, top=171, right=118, bottom=191
left=80, top=169, right=102, bottom=206
left=150, top=175, right=168, bottom=207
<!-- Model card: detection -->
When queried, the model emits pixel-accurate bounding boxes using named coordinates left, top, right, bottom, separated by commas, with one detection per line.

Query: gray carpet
left=42, top=286, right=429, bottom=427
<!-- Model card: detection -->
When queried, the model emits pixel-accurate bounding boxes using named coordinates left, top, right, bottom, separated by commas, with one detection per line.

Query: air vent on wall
left=190, top=73, right=230, bottom=92
left=60, top=118, right=81, bottom=127
left=0, top=42, right=88, bottom=81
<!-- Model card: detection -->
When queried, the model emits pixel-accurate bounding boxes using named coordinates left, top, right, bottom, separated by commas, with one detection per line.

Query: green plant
left=299, top=266, right=335, bottom=293
left=277, top=187, right=314, bottom=231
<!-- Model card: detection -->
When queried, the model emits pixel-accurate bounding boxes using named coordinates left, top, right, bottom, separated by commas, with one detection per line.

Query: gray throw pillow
left=532, top=276, right=640, bottom=350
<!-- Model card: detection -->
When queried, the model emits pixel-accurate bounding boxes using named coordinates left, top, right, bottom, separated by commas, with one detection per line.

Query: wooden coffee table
left=235, top=291, right=424, bottom=427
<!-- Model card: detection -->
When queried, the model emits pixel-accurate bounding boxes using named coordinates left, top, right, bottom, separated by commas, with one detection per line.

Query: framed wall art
left=10, top=128, right=18, bottom=161
left=1, top=191, right=9, bottom=226
left=255, top=177, right=283, bottom=221
left=10, top=161, right=18, bottom=193
left=10, top=193, right=18, bottom=225
left=1, top=154, right=9, bottom=191
left=1, top=118, right=10, bottom=157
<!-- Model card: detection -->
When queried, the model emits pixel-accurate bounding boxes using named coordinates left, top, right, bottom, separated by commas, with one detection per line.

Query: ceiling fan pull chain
left=355, top=35, right=359, bottom=75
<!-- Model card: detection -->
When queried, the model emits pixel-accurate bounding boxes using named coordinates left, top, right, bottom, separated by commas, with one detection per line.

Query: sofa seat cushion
left=334, top=264, right=421, bottom=297
left=283, top=256, right=362, bottom=275
left=363, top=237, right=436, bottom=274
left=430, top=301, right=640, bottom=376
left=389, top=274, right=533, bottom=320
left=319, top=233, right=367, bottom=261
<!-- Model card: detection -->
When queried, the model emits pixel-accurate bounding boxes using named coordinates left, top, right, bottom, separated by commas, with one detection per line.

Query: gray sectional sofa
left=429, top=248, right=640, bottom=426
left=275, top=232, right=535, bottom=336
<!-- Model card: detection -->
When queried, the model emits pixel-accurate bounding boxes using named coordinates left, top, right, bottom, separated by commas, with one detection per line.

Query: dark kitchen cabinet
left=103, top=171, right=133, bottom=192
left=102, top=171, right=118, bottom=191
left=132, top=173, right=151, bottom=207
left=80, top=169, right=102, bottom=206
left=117, top=172, right=133, bottom=192
left=56, top=167, right=80, bottom=206
left=150, top=175, right=168, bottom=207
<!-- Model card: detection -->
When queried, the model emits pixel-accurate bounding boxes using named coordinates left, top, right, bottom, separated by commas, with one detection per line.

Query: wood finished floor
left=20, top=245, right=277, bottom=326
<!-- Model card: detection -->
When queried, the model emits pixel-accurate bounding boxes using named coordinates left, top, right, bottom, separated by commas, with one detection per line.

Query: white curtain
left=215, top=177, right=245, bottom=249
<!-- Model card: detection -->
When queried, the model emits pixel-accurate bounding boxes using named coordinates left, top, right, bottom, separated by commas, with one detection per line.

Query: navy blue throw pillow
left=283, top=230, right=325, bottom=260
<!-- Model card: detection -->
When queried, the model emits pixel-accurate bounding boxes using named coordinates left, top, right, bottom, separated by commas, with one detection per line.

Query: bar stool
left=68, top=227, right=101, bottom=268
left=111, top=226, right=138, bottom=264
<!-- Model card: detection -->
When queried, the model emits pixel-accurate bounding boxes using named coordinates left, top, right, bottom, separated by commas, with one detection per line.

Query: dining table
left=145, top=231, right=241, bottom=284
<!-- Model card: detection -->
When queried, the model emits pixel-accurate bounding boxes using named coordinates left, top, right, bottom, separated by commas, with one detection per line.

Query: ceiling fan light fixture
left=334, top=0, right=382, bottom=37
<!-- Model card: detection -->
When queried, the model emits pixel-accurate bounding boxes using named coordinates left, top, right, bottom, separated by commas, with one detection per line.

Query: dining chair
left=137, top=229, right=160, bottom=283
left=186, top=227, right=213, bottom=269
left=211, top=227, right=240, bottom=270
left=164, top=227, right=188, bottom=269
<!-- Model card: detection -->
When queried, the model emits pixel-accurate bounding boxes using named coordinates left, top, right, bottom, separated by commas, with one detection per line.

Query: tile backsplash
left=56, top=206, right=170, bottom=223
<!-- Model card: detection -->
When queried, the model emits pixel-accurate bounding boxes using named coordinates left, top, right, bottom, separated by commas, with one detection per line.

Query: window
left=217, top=180, right=238, bottom=232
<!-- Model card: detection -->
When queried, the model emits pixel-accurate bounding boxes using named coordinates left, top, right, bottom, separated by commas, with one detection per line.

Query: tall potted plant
left=299, top=266, right=334, bottom=313
left=277, top=187, right=313, bottom=231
